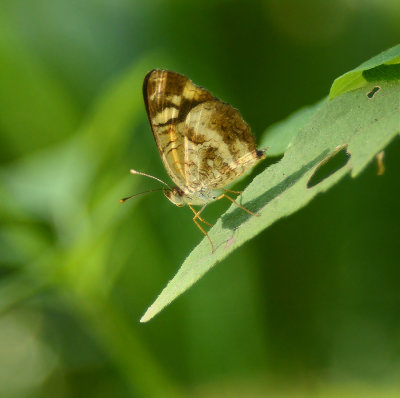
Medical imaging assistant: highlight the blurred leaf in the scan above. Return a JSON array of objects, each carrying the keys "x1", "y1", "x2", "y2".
[
  {"x1": 0, "y1": 14, "x2": 80, "y2": 160},
  {"x1": 329, "y1": 44, "x2": 400, "y2": 99},
  {"x1": 0, "y1": 311, "x2": 57, "y2": 396},
  {"x1": 192, "y1": 377, "x2": 400, "y2": 398},
  {"x1": 260, "y1": 99, "x2": 325, "y2": 157},
  {"x1": 0, "y1": 53, "x2": 184, "y2": 398},
  {"x1": 0, "y1": 53, "x2": 162, "y2": 306},
  {"x1": 82, "y1": 57, "x2": 157, "y2": 160},
  {"x1": 141, "y1": 60, "x2": 400, "y2": 322}
]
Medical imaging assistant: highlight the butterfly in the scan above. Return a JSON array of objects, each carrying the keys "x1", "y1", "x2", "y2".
[{"x1": 122, "y1": 69, "x2": 266, "y2": 253}]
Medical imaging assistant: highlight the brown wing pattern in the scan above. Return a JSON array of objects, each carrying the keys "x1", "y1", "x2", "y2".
[
  {"x1": 143, "y1": 69, "x2": 214, "y2": 189},
  {"x1": 182, "y1": 100, "x2": 262, "y2": 190},
  {"x1": 143, "y1": 69, "x2": 265, "y2": 193}
]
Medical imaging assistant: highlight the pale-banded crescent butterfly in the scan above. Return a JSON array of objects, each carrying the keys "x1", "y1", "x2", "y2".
[{"x1": 122, "y1": 70, "x2": 267, "y2": 252}]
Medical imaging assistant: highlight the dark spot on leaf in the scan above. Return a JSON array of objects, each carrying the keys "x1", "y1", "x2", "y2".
[
  {"x1": 307, "y1": 145, "x2": 350, "y2": 188},
  {"x1": 376, "y1": 151, "x2": 385, "y2": 176},
  {"x1": 225, "y1": 236, "x2": 235, "y2": 249},
  {"x1": 367, "y1": 86, "x2": 381, "y2": 99}
]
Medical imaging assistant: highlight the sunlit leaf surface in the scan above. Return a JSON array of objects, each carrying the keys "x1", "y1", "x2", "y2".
[{"x1": 142, "y1": 49, "x2": 400, "y2": 321}]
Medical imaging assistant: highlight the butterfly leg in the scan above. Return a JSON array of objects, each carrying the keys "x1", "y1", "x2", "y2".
[
  {"x1": 216, "y1": 194, "x2": 260, "y2": 217},
  {"x1": 188, "y1": 204, "x2": 215, "y2": 253},
  {"x1": 188, "y1": 204, "x2": 213, "y2": 227},
  {"x1": 223, "y1": 188, "x2": 243, "y2": 195}
]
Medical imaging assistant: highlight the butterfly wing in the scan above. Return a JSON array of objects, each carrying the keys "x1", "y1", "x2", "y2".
[
  {"x1": 182, "y1": 99, "x2": 264, "y2": 190},
  {"x1": 143, "y1": 70, "x2": 264, "y2": 193},
  {"x1": 143, "y1": 69, "x2": 214, "y2": 190}
]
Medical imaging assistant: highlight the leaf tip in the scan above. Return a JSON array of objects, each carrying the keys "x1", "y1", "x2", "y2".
[
  {"x1": 140, "y1": 300, "x2": 164, "y2": 323},
  {"x1": 139, "y1": 309, "x2": 153, "y2": 323}
]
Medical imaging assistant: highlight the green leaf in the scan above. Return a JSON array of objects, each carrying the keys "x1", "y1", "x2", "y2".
[
  {"x1": 260, "y1": 45, "x2": 400, "y2": 159},
  {"x1": 141, "y1": 74, "x2": 400, "y2": 322},
  {"x1": 0, "y1": 15, "x2": 80, "y2": 158},
  {"x1": 329, "y1": 44, "x2": 400, "y2": 99},
  {"x1": 260, "y1": 99, "x2": 325, "y2": 157}
]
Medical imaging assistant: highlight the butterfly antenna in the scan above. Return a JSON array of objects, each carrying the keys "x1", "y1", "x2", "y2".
[
  {"x1": 120, "y1": 188, "x2": 164, "y2": 203},
  {"x1": 130, "y1": 169, "x2": 171, "y2": 188}
]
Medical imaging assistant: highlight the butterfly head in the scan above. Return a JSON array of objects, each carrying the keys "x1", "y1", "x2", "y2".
[{"x1": 163, "y1": 187, "x2": 186, "y2": 207}]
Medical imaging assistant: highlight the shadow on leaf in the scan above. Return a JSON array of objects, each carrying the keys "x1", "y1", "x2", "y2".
[{"x1": 221, "y1": 150, "x2": 329, "y2": 230}]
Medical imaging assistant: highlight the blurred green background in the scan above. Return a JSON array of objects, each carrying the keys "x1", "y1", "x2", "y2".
[{"x1": 1, "y1": 0, "x2": 400, "y2": 397}]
